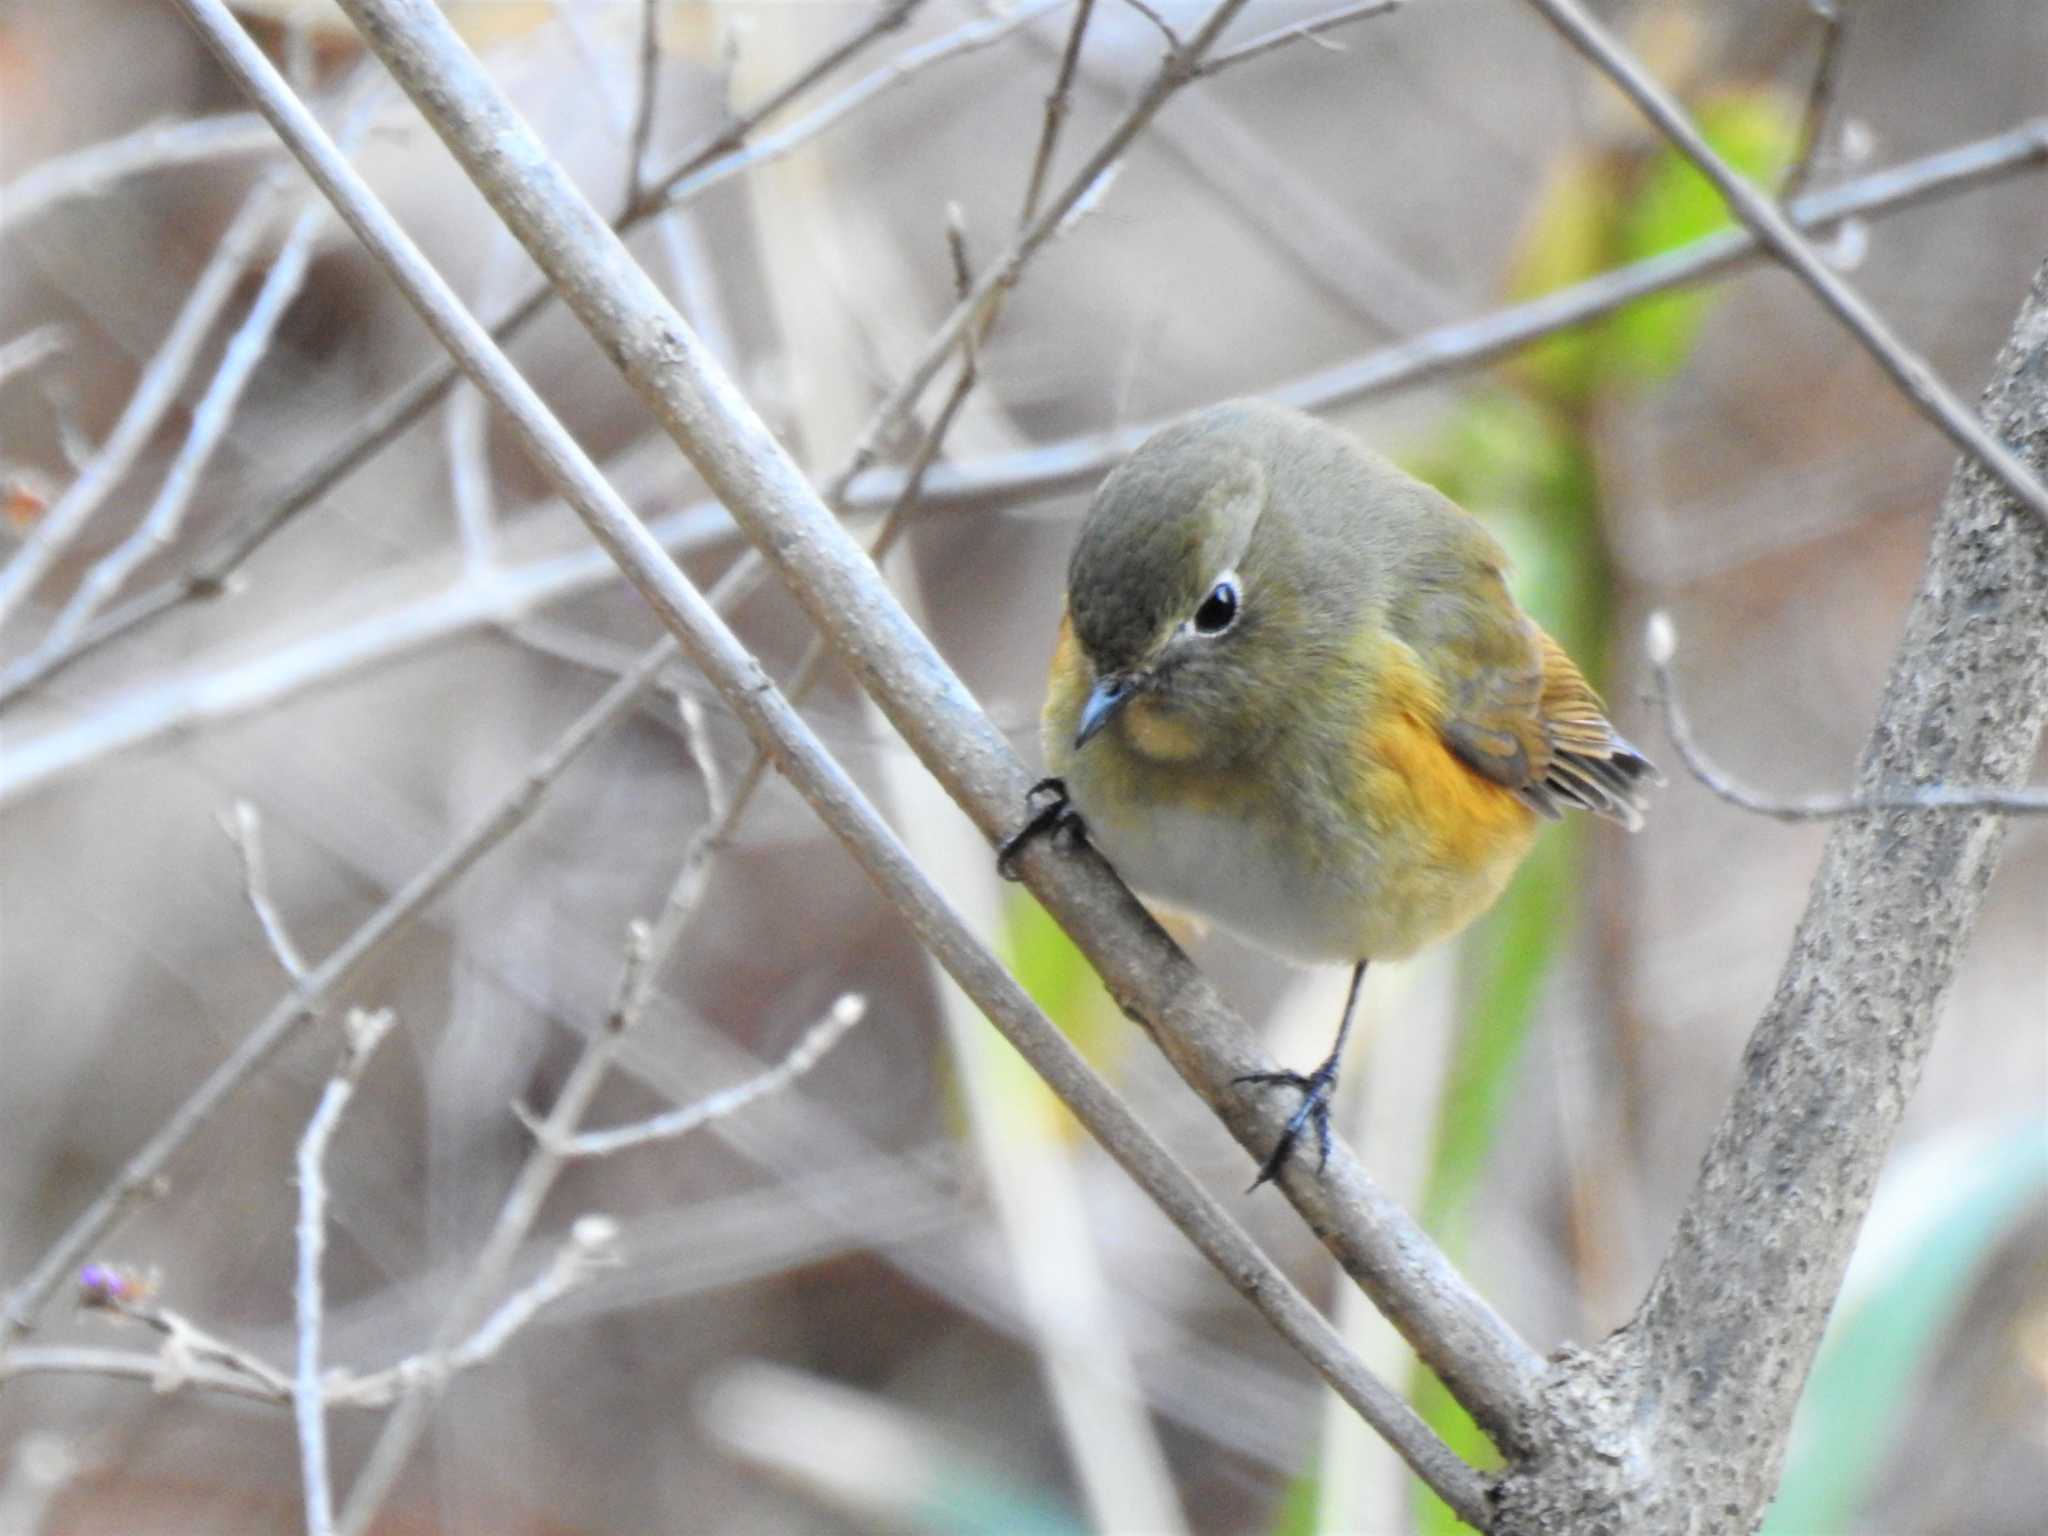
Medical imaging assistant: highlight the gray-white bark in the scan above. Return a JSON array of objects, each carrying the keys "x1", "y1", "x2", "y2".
[{"x1": 1494, "y1": 258, "x2": 2048, "y2": 1532}]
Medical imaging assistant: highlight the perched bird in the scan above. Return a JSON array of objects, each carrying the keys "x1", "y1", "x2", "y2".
[{"x1": 1000, "y1": 400, "x2": 1656, "y2": 1188}]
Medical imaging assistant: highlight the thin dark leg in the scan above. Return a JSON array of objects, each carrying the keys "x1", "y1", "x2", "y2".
[
  {"x1": 1235, "y1": 959, "x2": 1369, "y2": 1190},
  {"x1": 996, "y1": 776, "x2": 1086, "y2": 880}
]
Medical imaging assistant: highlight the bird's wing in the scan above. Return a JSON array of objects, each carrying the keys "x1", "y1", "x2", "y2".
[
  {"x1": 1436, "y1": 615, "x2": 1659, "y2": 830},
  {"x1": 1388, "y1": 523, "x2": 1657, "y2": 832}
]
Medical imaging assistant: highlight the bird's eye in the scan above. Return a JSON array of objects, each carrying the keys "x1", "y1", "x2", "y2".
[{"x1": 1192, "y1": 576, "x2": 1240, "y2": 635}]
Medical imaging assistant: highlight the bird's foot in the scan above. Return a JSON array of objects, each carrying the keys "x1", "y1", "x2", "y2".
[
  {"x1": 1234, "y1": 1060, "x2": 1340, "y2": 1190},
  {"x1": 996, "y1": 777, "x2": 1086, "y2": 880}
]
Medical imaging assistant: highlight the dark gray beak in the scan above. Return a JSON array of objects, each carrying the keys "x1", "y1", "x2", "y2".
[{"x1": 1075, "y1": 674, "x2": 1135, "y2": 750}]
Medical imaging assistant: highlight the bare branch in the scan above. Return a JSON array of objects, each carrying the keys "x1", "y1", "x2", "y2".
[
  {"x1": 1781, "y1": 0, "x2": 1851, "y2": 200},
  {"x1": 5, "y1": 119, "x2": 2035, "y2": 789},
  {"x1": 444, "y1": 386, "x2": 497, "y2": 575},
  {"x1": 0, "y1": 1344, "x2": 295, "y2": 1406},
  {"x1": 8, "y1": 1222, "x2": 620, "y2": 1415},
  {"x1": 1644, "y1": 612, "x2": 2048, "y2": 819},
  {"x1": 183, "y1": 0, "x2": 1494, "y2": 1515},
  {"x1": 0, "y1": 0, "x2": 980, "y2": 698},
  {"x1": 9, "y1": 121, "x2": 350, "y2": 678},
  {"x1": 1523, "y1": 0, "x2": 2048, "y2": 528},
  {"x1": 832, "y1": 0, "x2": 1261, "y2": 494},
  {"x1": 646, "y1": 0, "x2": 1065, "y2": 211},
  {"x1": 1114, "y1": 0, "x2": 1181, "y2": 53},
  {"x1": 326, "y1": 546, "x2": 776, "y2": 1526},
  {"x1": 0, "y1": 112, "x2": 275, "y2": 235},
  {"x1": 0, "y1": 638, "x2": 678, "y2": 1342},
  {"x1": 0, "y1": 326, "x2": 69, "y2": 389},
  {"x1": 1018, "y1": 0, "x2": 1097, "y2": 229},
  {"x1": 1500, "y1": 258, "x2": 2048, "y2": 1533},
  {"x1": 430, "y1": 1216, "x2": 622, "y2": 1376},
  {"x1": 629, "y1": 0, "x2": 926, "y2": 220},
  {"x1": 77, "y1": 1267, "x2": 293, "y2": 1397},
  {"x1": 623, "y1": 0, "x2": 662, "y2": 206},
  {"x1": 220, "y1": 800, "x2": 311, "y2": 984},
  {"x1": 1195, "y1": 0, "x2": 1403, "y2": 78},
  {"x1": 294, "y1": 1007, "x2": 397, "y2": 1536},
  {"x1": 0, "y1": 170, "x2": 290, "y2": 631},
  {"x1": 534, "y1": 995, "x2": 869, "y2": 1159},
  {"x1": 332, "y1": 973, "x2": 634, "y2": 1534}
]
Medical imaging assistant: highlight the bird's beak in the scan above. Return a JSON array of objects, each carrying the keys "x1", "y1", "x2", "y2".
[{"x1": 1075, "y1": 673, "x2": 1136, "y2": 750}]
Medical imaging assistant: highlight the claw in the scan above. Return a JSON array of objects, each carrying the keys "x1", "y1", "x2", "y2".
[
  {"x1": 996, "y1": 776, "x2": 1086, "y2": 880},
  {"x1": 1234, "y1": 1065, "x2": 1339, "y2": 1190}
]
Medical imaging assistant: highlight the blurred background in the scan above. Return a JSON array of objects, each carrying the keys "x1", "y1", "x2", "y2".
[{"x1": 1, "y1": 1, "x2": 2043, "y2": 1532}]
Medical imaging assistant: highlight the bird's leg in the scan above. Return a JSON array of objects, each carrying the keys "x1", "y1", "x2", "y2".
[
  {"x1": 995, "y1": 777, "x2": 1088, "y2": 881},
  {"x1": 1235, "y1": 959, "x2": 1369, "y2": 1190}
]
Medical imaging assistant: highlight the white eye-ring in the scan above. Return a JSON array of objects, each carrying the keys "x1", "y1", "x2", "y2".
[{"x1": 1192, "y1": 571, "x2": 1241, "y2": 636}]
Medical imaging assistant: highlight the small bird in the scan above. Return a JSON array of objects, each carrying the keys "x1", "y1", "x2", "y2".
[{"x1": 1000, "y1": 400, "x2": 1656, "y2": 1188}]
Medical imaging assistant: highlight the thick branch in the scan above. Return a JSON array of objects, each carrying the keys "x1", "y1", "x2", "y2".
[
  {"x1": 1497, "y1": 261, "x2": 2048, "y2": 1532},
  {"x1": 175, "y1": 1, "x2": 1492, "y2": 1515},
  {"x1": 299, "y1": 0, "x2": 1543, "y2": 1452},
  {"x1": 8, "y1": 120, "x2": 2035, "y2": 731}
]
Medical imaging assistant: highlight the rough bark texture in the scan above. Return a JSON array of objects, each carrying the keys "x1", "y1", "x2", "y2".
[{"x1": 1494, "y1": 259, "x2": 2048, "y2": 1532}]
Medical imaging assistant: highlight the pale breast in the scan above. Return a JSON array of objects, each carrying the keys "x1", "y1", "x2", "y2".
[
  {"x1": 1066, "y1": 761, "x2": 1373, "y2": 963},
  {"x1": 1064, "y1": 743, "x2": 1532, "y2": 965}
]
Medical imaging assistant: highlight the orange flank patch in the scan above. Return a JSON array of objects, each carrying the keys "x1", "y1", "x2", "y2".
[{"x1": 1353, "y1": 648, "x2": 1539, "y2": 910}]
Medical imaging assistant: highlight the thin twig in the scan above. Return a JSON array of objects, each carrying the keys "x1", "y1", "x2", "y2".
[
  {"x1": 433, "y1": 1216, "x2": 622, "y2": 1373},
  {"x1": 294, "y1": 1007, "x2": 397, "y2": 1536},
  {"x1": 1523, "y1": 0, "x2": 2048, "y2": 528},
  {"x1": 190, "y1": 0, "x2": 1494, "y2": 1516},
  {"x1": 533, "y1": 995, "x2": 868, "y2": 1158},
  {"x1": 832, "y1": 0, "x2": 1261, "y2": 497},
  {"x1": 647, "y1": 0, "x2": 1063, "y2": 210},
  {"x1": 624, "y1": 0, "x2": 663, "y2": 205},
  {"x1": 221, "y1": 800, "x2": 311, "y2": 984},
  {"x1": 0, "y1": 1344, "x2": 296, "y2": 1405},
  {"x1": 331, "y1": 962, "x2": 635, "y2": 1534},
  {"x1": 0, "y1": 326, "x2": 69, "y2": 389},
  {"x1": 8, "y1": 82, "x2": 366, "y2": 676},
  {"x1": 1781, "y1": 0, "x2": 1849, "y2": 200},
  {"x1": 1018, "y1": 0, "x2": 1097, "y2": 228},
  {"x1": 444, "y1": 384, "x2": 497, "y2": 575},
  {"x1": 0, "y1": 0, "x2": 949, "y2": 696},
  {"x1": 36, "y1": 191, "x2": 331, "y2": 653},
  {"x1": 0, "y1": 638, "x2": 678, "y2": 1342},
  {"x1": 328, "y1": 552, "x2": 764, "y2": 1531},
  {"x1": 1195, "y1": 0, "x2": 1403, "y2": 77},
  {"x1": 0, "y1": 112, "x2": 276, "y2": 235},
  {"x1": 629, "y1": 0, "x2": 927, "y2": 219},
  {"x1": 6, "y1": 121, "x2": 2040, "y2": 776},
  {"x1": 445, "y1": 231, "x2": 523, "y2": 576},
  {"x1": 79, "y1": 1279, "x2": 293, "y2": 1397},
  {"x1": 1115, "y1": 0, "x2": 1181, "y2": 53},
  {"x1": 1645, "y1": 612, "x2": 2048, "y2": 819},
  {"x1": 8, "y1": 1224, "x2": 620, "y2": 1413},
  {"x1": 0, "y1": 170, "x2": 291, "y2": 631}
]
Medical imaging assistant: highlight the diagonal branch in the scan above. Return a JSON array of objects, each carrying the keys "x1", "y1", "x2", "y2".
[
  {"x1": 289, "y1": 0, "x2": 1549, "y2": 1455},
  {"x1": 0, "y1": 0, "x2": 1008, "y2": 702},
  {"x1": 172, "y1": 0, "x2": 1495, "y2": 1516},
  {"x1": 1779, "y1": 0, "x2": 1850, "y2": 200},
  {"x1": 0, "y1": 639, "x2": 679, "y2": 1343},
  {"x1": 7, "y1": 118, "x2": 2035, "y2": 734},
  {"x1": 0, "y1": 170, "x2": 291, "y2": 631},
  {"x1": 1498, "y1": 259, "x2": 2048, "y2": 1532},
  {"x1": 1522, "y1": 0, "x2": 2048, "y2": 528}
]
